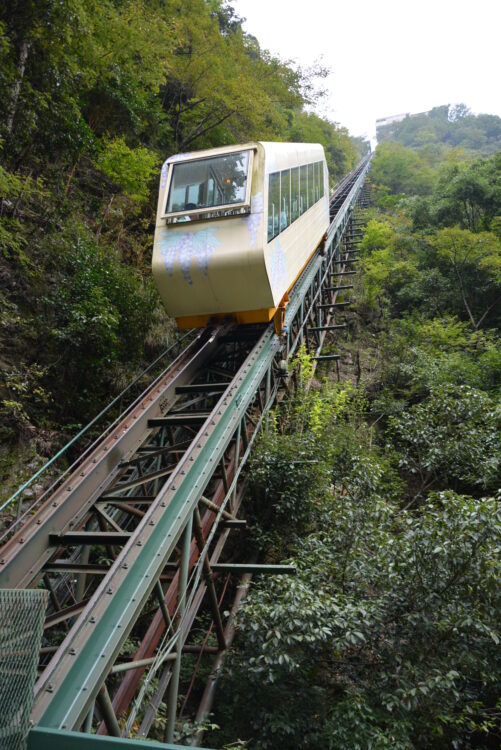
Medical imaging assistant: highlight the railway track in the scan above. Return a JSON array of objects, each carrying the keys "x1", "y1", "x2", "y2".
[{"x1": 1, "y1": 155, "x2": 372, "y2": 750}]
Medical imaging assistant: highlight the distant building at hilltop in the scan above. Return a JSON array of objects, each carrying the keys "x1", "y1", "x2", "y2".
[
  {"x1": 376, "y1": 113, "x2": 408, "y2": 129},
  {"x1": 376, "y1": 110, "x2": 432, "y2": 141}
]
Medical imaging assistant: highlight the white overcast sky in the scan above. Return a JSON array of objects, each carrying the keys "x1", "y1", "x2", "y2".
[{"x1": 231, "y1": 0, "x2": 501, "y2": 143}]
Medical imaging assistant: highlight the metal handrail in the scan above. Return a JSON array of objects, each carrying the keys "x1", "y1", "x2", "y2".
[{"x1": 0, "y1": 330, "x2": 195, "y2": 519}]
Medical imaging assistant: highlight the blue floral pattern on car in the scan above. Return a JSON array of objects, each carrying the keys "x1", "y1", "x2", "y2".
[{"x1": 158, "y1": 227, "x2": 221, "y2": 285}]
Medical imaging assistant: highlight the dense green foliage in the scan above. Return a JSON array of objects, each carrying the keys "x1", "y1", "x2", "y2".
[
  {"x1": 370, "y1": 142, "x2": 435, "y2": 197},
  {"x1": 208, "y1": 123, "x2": 501, "y2": 748},
  {"x1": 0, "y1": 0, "x2": 365, "y2": 493},
  {"x1": 211, "y1": 375, "x2": 501, "y2": 749}
]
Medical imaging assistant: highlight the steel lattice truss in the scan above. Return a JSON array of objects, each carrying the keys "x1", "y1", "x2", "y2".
[{"x1": 0, "y1": 157, "x2": 372, "y2": 749}]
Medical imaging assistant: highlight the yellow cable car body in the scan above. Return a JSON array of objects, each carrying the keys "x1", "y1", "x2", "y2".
[{"x1": 152, "y1": 141, "x2": 329, "y2": 330}]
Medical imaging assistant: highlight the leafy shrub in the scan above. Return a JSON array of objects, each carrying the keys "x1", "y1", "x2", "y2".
[
  {"x1": 248, "y1": 356, "x2": 366, "y2": 551},
  {"x1": 370, "y1": 142, "x2": 434, "y2": 197},
  {"x1": 249, "y1": 430, "x2": 329, "y2": 549},
  {"x1": 387, "y1": 384, "x2": 501, "y2": 493},
  {"x1": 0, "y1": 164, "x2": 44, "y2": 263},
  {"x1": 376, "y1": 317, "x2": 501, "y2": 403},
  {"x1": 219, "y1": 462, "x2": 501, "y2": 749},
  {"x1": 40, "y1": 229, "x2": 158, "y2": 420},
  {"x1": 95, "y1": 138, "x2": 159, "y2": 203}
]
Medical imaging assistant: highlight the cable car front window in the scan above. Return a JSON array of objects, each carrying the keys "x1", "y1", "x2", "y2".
[{"x1": 166, "y1": 151, "x2": 250, "y2": 214}]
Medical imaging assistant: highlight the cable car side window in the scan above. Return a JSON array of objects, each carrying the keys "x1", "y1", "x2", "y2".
[
  {"x1": 280, "y1": 169, "x2": 290, "y2": 231},
  {"x1": 268, "y1": 172, "x2": 280, "y2": 241},
  {"x1": 317, "y1": 161, "x2": 324, "y2": 198},
  {"x1": 291, "y1": 167, "x2": 299, "y2": 223},
  {"x1": 166, "y1": 150, "x2": 250, "y2": 214},
  {"x1": 308, "y1": 163, "x2": 314, "y2": 209},
  {"x1": 299, "y1": 165, "x2": 307, "y2": 215}
]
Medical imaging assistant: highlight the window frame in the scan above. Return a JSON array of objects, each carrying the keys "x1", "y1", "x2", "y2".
[
  {"x1": 266, "y1": 156, "x2": 326, "y2": 244},
  {"x1": 308, "y1": 163, "x2": 314, "y2": 209},
  {"x1": 290, "y1": 166, "x2": 300, "y2": 223},
  {"x1": 162, "y1": 147, "x2": 255, "y2": 220},
  {"x1": 299, "y1": 164, "x2": 308, "y2": 216},
  {"x1": 280, "y1": 169, "x2": 291, "y2": 232},
  {"x1": 318, "y1": 161, "x2": 324, "y2": 198},
  {"x1": 267, "y1": 171, "x2": 281, "y2": 242}
]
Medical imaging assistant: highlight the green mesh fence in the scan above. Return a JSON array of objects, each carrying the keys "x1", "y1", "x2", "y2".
[{"x1": 0, "y1": 589, "x2": 48, "y2": 750}]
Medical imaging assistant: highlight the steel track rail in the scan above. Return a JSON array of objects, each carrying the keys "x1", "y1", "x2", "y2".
[
  {"x1": 2, "y1": 155, "x2": 371, "y2": 747},
  {"x1": 0, "y1": 328, "x2": 227, "y2": 589},
  {"x1": 103, "y1": 156, "x2": 373, "y2": 734},
  {"x1": 33, "y1": 327, "x2": 282, "y2": 730}
]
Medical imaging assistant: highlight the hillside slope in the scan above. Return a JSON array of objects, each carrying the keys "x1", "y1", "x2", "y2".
[{"x1": 0, "y1": 0, "x2": 367, "y2": 502}]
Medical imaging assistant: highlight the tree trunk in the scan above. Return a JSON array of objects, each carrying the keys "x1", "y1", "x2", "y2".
[
  {"x1": 6, "y1": 38, "x2": 32, "y2": 135},
  {"x1": 452, "y1": 260, "x2": 477, "y2": 330}
]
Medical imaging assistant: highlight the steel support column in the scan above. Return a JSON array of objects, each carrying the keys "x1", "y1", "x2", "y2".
[{"x1": 165, "y1": 513, "x2": 193, "y2": 743}]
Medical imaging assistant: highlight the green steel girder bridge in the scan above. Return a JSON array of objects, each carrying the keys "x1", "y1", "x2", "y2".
[{"x1": 0, "y1": 156, "x2": 372, "y2": 750}]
